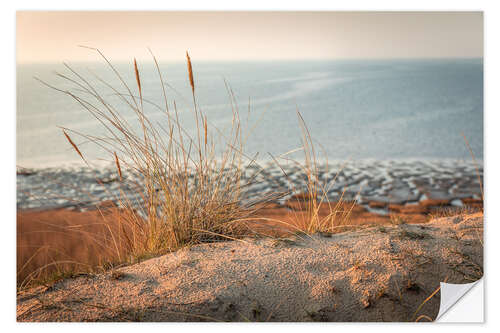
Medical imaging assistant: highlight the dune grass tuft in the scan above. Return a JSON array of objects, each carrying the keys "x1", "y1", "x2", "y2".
[
  {"x1": 20, "y1": 49, "x2": 350, "y2": 288},
  {"x1": 33, "y1": 48, "x2": 289, "y2": 264}
]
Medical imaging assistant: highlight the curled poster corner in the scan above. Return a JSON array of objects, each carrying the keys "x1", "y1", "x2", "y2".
[{"x1": 436, "y1": 278, "x2": 483, "y2": 322}]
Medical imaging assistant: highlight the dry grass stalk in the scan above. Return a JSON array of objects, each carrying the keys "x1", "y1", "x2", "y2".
[
  {"x1": 204, "y1": 115, "x2": 208, "y2": 147},
  {"x1": 412, "y1": 284, "x2": 442, "y2": 321},
  {"x1": 266, "y1": 111, "x2": 350, "y2": 235},
  {"x1": 114, "y1": 151, "x2": 122, "y2": 181},
  {"x1": 462, "y1": 132, "x2": 483, "y2": 201},
  {"x1": 186, "y1": 51, "x2": 195, "y2": 94},
  {"x1": 62, "y1": 130, "x2": 84, "y2": 160},
  {"x1": 133, "y1": 58, "x2": 142, "y2": 106},
  {"x1": 33, "y1": 48, "x2": 285, "y2": 269},
  {"x1": 24, "y1": 49, "x2": 346, "y2": 288}
]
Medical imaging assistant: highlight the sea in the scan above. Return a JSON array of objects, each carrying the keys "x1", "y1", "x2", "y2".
[{"x1": 17, "y1": 58, "x2": 483, "y2": 168}]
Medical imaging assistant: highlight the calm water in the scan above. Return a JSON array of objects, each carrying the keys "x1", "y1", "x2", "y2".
[{"x1": 17, "y1": 59, "x2": 483, "y2": 168}]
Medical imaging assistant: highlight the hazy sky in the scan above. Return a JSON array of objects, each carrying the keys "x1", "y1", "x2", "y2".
[{"x1": 17, "y1": 11, "x2": 483, "y2": 63}]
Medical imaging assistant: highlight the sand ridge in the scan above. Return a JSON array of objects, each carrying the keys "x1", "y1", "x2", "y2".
[{"x1": 17, "y1": 213, "x2": 483, "y2": 322}]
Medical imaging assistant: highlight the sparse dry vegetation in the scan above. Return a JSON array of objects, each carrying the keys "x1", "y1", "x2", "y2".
[
  {"x1": 18, "y1": 49, "x2": 484, "y2": 298},
  {"x1": 19, "y1": 49, "x2": 351, "y2": 288},
  {"x1": 16, "y1": 50, "x2": 484, "y2": 323}
]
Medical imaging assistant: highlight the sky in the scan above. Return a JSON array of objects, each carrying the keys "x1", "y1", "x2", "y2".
[{"x1": 17, "y1": 11, "x2": 483, "y2": 63}]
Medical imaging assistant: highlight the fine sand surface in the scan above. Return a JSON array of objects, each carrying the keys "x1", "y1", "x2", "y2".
[
  {"x1": 17, "y1": 213, "x2": 483, "y2": 322},
  {"x1": 17, "y1": 197, "x2": 483, "y2": 284}
]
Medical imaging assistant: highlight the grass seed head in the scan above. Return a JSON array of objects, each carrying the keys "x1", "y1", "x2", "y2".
[{"x1": 186, "y1": 51, "x2": 195, "y2": 94}]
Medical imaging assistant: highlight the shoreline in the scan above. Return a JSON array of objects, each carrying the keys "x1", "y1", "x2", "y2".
[
  {"x1": 17, "y1": 159, "x2": 483, "y2": 212},
  {"x1": 17, "y1": 156, "x2": 484, "y2": 171}
]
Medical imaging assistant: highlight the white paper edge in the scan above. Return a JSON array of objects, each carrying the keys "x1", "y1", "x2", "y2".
[{"x1": 436, "y1": 278, "x2": 483, "y2": 322}]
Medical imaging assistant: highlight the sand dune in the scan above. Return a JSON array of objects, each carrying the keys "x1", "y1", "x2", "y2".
[{"x1": 17, "y1": 213, "x2": 483, "y2": 322}]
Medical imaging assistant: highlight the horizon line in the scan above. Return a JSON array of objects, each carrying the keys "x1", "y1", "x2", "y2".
[{"x1": 17, "y1": 56, "x2": 484, "y2": 65}]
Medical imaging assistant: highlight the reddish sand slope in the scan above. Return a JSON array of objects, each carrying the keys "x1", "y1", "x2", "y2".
[{"x1": 17, "y1": 197, "x2": 482, "y2": 286}]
